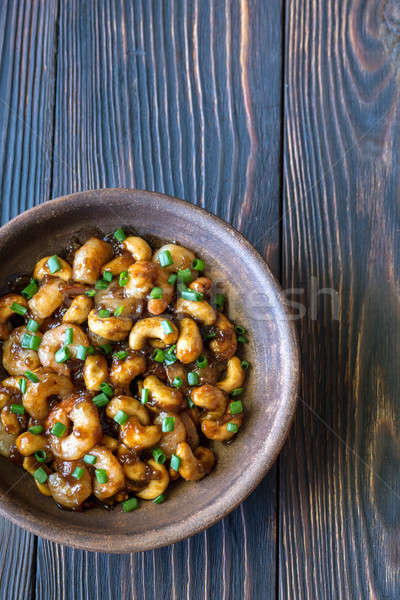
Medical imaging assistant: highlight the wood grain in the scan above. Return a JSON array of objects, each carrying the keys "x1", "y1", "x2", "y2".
[
  {"x1": 0, "y1": 1, "x2": 58, "y2": 598},
  {"x1": 35, "y1": 0, "x2": 283, "y2": 599},
  {"x1": 281, "y1": 0, "x2": 400, "y2": 598}
]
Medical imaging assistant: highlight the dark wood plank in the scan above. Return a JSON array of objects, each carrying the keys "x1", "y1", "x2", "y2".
[
  {"x1": 36, "y1": 0, "x2": 283, "y2": 598},
  {"x1": 0, "y1": 1, "x2": 58, "y2": 598},
  {"x1": 281, "y1": 0, "x2": 400, "y2": 598}
]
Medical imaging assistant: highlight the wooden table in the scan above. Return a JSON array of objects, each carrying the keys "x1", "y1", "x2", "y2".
[{"x1": 0, "y1": 1, "x2": 398, "y2": 598}]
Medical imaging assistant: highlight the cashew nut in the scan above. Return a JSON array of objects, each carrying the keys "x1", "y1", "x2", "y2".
[
  {"x1": 62, "y1": 295, "x2": 93, "y2": 324},
  {"x1": 23, "y1": 368, "x2": 74, "y2": 419},
  {"x1": 0, "y1": 420, "x2": 17, "y2": 457},
  {"x1": 201, "y1": 414, "x2": 243, "y2": 441},
  {"x1": 38, "y1": 323, "x2": 89, "y2": 376},
  {"x1": 110, "y1": 350, "x2": 146, "y2": 387},
  {"x1": 23, "y1": 456, "x2": 51, "y2": 496},
  {"x1": 16, "y1": 431, "x2": 47, "y2": 456},
  {"x1": 175, "y1": 442, "x2": 215, "y2": 481},
  {"x1": 88, "y1": 308, "x2": 132, "y2": 341},
  {"x1": 120, "y1": 417, "x2": 161, "y2": 450},
  {"x1": 101, "y1": 254, "x2": 134, "y2": 276},
  {"x1": 83, "y1": 354, "x2": 108, "y2": 391},
  {"x1": 136, "y1": 458, "x2": 169, "y2": 500},
  {"x1": 48, "y1": 462, "x2": 92, "y2": 508},
  {"x1": 101, "y1": 434, "x2": 119, "y2": 451},
  {"x1": 1, "y1": 407, "x2": 22, "y2": 435},
  {"x1": 176, "y1": 317, "x2": 203, "y2": 364},
  {"x1": 143, "y1": 375, "x2": 184, "y2": 411},
  {"x1": 33, "y1": 256, "x2": 72, "y2": 282},
  {"x1": 106, "y1": 395, "x2": 150, "y2": 425},
  {"x1": 0, "y1": 294, "x2": 28, "y2": 340},
  {"x1": 191, "y1": 384, "x2": 228, "y2": 420},
  {"x1": 175, "y1": 297, "x2": 216, "y2": 326},
  {"x1": 2, "y1": 326, "x2": 41, "y2": 375},
  {"x1": 89, "y1": 445, "x2": 126, "y2": 501},
  {"x1": 209, "y1": 313, "x2": 237, "y2": 360},
  {"x1": 153, "y1": 244, "x2": 195, "y2": 273},
  {"x1": 123, "y1": 236, "x2": 152, "y2": 261},
  {"x1": 189, "y1": 277, "x2": 212, "y2": 295},
  {"x1": 28, "y1": 278, "x2": 66, "y2": 319},
  {"x1": 216, "y1": 356, "x2": 246, "y2": 393},
  {"x1": 72, "y1": 237, "x2": 113, "y2": 285},
  {"x1": 118, "y1": 450, "x2": 147, "y2": 488},
  {"x1": 129, "y1": 317, "x2": 178, "y2": 350}
]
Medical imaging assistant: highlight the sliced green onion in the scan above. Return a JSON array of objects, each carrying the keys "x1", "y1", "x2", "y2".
[
  {"x1": 192, "y1": 258, "x2": 205, "y2": 271},
  {"x1": 152, "y1": 349, "x2": 165, "y2": 363},
  {"x1": 10, "y1": 404, "x2": 24, "y2": 415},
  {"x1": 76, "y1": 345, "x2": 88, "y2": 360},
  {"x1": 84, "y1": 454, "x2": 97, "y2": 465},
  {"x1": 123, "y1": 497, "x2": 139, "y2": 512},
  {"x1": 19, "y1": 378, "x2": 27, "y2": 394},
  {"x1": 34, "y1": 467, "x2": 48, "y2": 484},
  {"x1": 114, "y1": 410, "x2": 129, "y2": 426},
  {"x1": 26, "y1": 319, "x2": 39, "y2": 332},
  {"x1": 241, "y1": 360, "x2": 250, "y2": 370},
  {"x1": 172, "y1": 377, "x2": 183, "y2": 388},
  {"x1": 229, "y1": 400, "x2": 243, "y2": 415},
  {"x1": 114, "y1": 305, "x2": 124, "y2": 317},
  {"x1": 95, "y1": 469, "x2": 108, "y2": 484},
  {"x1": 47, "y1": 255, "x2": 61, "y2": 274},
  {"x1": 21, "y1": 333, "x2": 41, "y2": 351},
  {"x1": 235, "y1": 325, "x2": 246, "y2": 335},
  {"x1": 196, "y1": 355, "x2": 208, "y2": 369},
  {"x1": 150, "y1": 287, "x2": 163, "y2": 299},
  {"x1": 28, "y1": 425, "x2": 43, "y2": 435},
  {"x1": 153, "y1": 494, "x2": 166, "y2": 504},
  {"x1": 72, "y1": 466, "x2": 84, "y2": 480},
  {"x1": 51, "y1": 422, "x2": 66, "y2": 437},
  {"x1": 187, "y1": 372, "x2": 199, "y2": 386},
  {"x1": 177, "y1": 268, "x2": 192, "y2": 283},
  {"x1": 231, "y1": 387, "x2": 244, "y2": 397},
  {"x1": 181, "y1": 289, "x2": 203, "y2": 302},
  {"x1": 227, "y1": 422, "x2": 239, "y2": 433},
  {"x1": 87, "y1": 345, "x2": 95, "y2": 355},
  {"x1": 55, "y1": 346, "x2": 70, "y2": 363},
  {"x1": 152, "y1": 447, "x2": 166, "y2": 464},
  {"x1": 204, "y1": 330, "x2": 216, "y2": 339},
  {"x1": 161, "y1": 319, "x2": 173, "y2": 334},
  {"x1": 113, "y1": 228, "x2": 126, "y2": 242},
  {"x1": 113, "y1": 350, "x2": 128, "y2": 360},
  {"x1": 162, "y1": 416, "x2": 175, "y2": 432},
  {"x1": 158, "y1": 250, "x2": 173, "y2": 267},
  {"x1": 141, "y1": 388, "x2": 149, "y2": 404},
  {"x1": 98, "y1": 309, "x2": 111, "y2": 319},
  {"x1": 100, "y1": 343, "x2": 112, "y2": 355},
  {"x1": 85, "y1": 289, "x2": 96, "y2": 297},
  {"x1": 92, "y1": 392, "x2": 110, "y2": 407},
  {"x1": 95, "y1": 280, "x2": 108, "y2": 290},
  {"x1": 168, "y1": 274, "x2": 177, "y2": 285},
  {"x1": 24, "y1": 371, "x2": 39, "y2": 383},
  {"x1": 103, "y1": 270, "x2": 113, "y2": 282},
  {"x1": 64, "y1": 327, "x2": 73, "y2": 345},
  {"x1": 100, "y1": 382, "x2": 114, "y2": 398},
  {"x1": 186, "y1": 396, "x2": 194, "y2": 409},
  {"x1": 214, "y1": 293, "x2": 225, "y2": 309},
  {"x1": 119, "y1": 271, "x2": 129, "y2": 286},
  {"x1": 11, "y1": 302, "x2": 27, "y2": 316},
  {"x1": 170, "y1": 454, "x2": 181, "y2": 471},
  {"x1": 34, "y1": 450, "x2": 47, "y2": 463},
  {"x1": 238, "y1": 335, "x2": 248, "y2": 344},
  {"x1": 21, "y1": 279, "x2": 38, "y2": 300}
]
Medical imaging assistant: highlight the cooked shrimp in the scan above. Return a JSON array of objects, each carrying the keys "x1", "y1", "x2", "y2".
[
  {"x1": 2, "y1": 326, "x2": 41, "y2": 375},
  {"x1": 38, "y1": 324, "x2": 89, "y2": 376},
  {"x1": 109, "y1": 350, "x2": 146, "y2": 388},
  {"x1": 33, "y1": 256, "x2": 72, "y2": 282},
  {"x1": 23, "y1": 367, "x2": 74, "y2": 419},
  {"x1": 87, "y1": 308, "x2": 132, "y2": 342},
  {"x1": 94, "y1": 280, "x2": 143, "y2": 318},
  {"x1": 0, "y1": 294, "x2": 28, "y2": 340},
  {"x1": 62, "y1": 295, "x2": 93, "y2": 324},
  {"x1": 48, "y1": 461, "x2": 92, "y2": 509},
  {"x1": 28, "y1": 278, "x2": 66, "y2": 319},
  {"x1": 88, "y1": 445, "x2": 125, "y2": 501}
]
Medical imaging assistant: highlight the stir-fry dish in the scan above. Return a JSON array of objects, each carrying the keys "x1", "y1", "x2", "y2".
[{"x1": 0, "y1": 229, "x2": 249, "y2": 512}]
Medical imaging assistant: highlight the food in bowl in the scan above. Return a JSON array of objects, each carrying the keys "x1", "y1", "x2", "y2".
[{"x1": 0, "y1": 228, "x2": 249, "y2": 512}]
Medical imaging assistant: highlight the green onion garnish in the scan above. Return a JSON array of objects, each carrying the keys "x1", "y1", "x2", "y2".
[
  {"x1": 76, "y1": 345, "x2": 88, "y2": 360},
  {"x1": 119, "y1": 271, "x2": 129, "y2": 286},
  {"x1": 161, "y1": 320, "x2": 173, "y2": 334},
  {"x1": 235, "y1": 325, "x2": 246, "y2": 335},
  {"x1": 11, "y1": 302, "x2": 27, "y2": 316},
  {"x1": 153, "y1": 494, "x2": 166, "y2": 504},
  {"x1": 186, "y1": 396, "x2": 194, "y2": 408},
  {"x1": 98, "y1": 309, "x2": 111, "y2": 319},
  {"x1": 87, "y1": 346, "x2": 95, "y2": 355},
  {"x1": 181, "y1": 289, "x2": 203, "y2": 302},
  {"x1": 204, "y1": 330, "x2": 216, "y2": 339},
  {"x1": 55, "y1": 346, "x2": 70, "y2": 363},
  {"x1": 196, "y1": 355, "x2": 208, "y2": 369},
  {"x1": 170, "y1": 454, "x2": 181, "y2": 471},
  {"x1": 10, "y1": 404, "x2": 24, "y2": 415},
  {"x1": 72, "y1": 466, "x2": 84, "y2": 480},
  {"x1": 172, "y1": 377, "x2": 183, "y2": 388},
  {"x1": 177, "y1": 269, "x2": 192, "y2": 283},
  {"x1": 168, "y1": 274, "x2": 177, "y2": 285},
  {"x1": 92, "y1": 392, "x2": 110, "y2": 407},
  {"x1": 229, "y1": 400, "x2": 243, "y2": 415},
  {"x1": 163, "y1": 344, "x2": 177, "y2": 366},
  {"x1": 187, "y1": 372, "x2": 199, "y2": 386},
  {"x1": 113, "y1": 228, "x2": 126, "y2": 242},
  {"x1": 113, "y1": 350, "x2": 128, "y2": 360},
  {"x1": 21, "y1": 333, "x2": 41, "y2": 351},
  {"x1": 84, "y1": 454, "x2": 97, "y2": 465},
  {"x1": 24, "y1": 371, "x2": 39, "y2": 383},
  {"x1": 103, "y1": 270, "x2": 113, "y2": 282},
  {"x1": 47, "y1": 255, "x2": 61, "y2": 274},
  {"x1": 241, "y1": 360, "x2": 250, "y2": 370},
  {"x1": 100, "y1": 343, "x2": 112, "y2": 355},
  {"x1": 152, "y1": 349, "x2": 165, "y2": 363},
  {"x1": 34, "y1": 450, "x2": 46, "y2": 463},
  {"x1": 21, "y1": 279, "x2": 38, "y2": 300},
  {"x1": 34, "y1": 467, "x2": 48, "y2": 484},
  {"x1": 141, "y1": 388, "x2": 149, "y2": 404},
  {"x1": 85, "y1": 289, "x2": 96, "y2": 297},
  {"x1": 114, "y1": 410, "x2": 129, "y2": 426},
  {"x1": 152, "y1": 447, "x2": 166, "y2": 464},
  {"x1": 227, "y1": 422, "x2": 239, "y2": 433},
  {"x1": 19, "y1": 378, "x2": 27, "y2": 394},
  {"x1": 51, "y1": 422, "x2": 66, "y2": 437},
  {"x1": 100, "y1": 382, "x2": 114, "y2": 398},
  {"x1": 214, "y1": 293, "x2": 225, "y2": 310},
  {"x1": 238, "y1": 335, "x2": 248, "y2": 343},
  {"x1": 95, "y1": 280, "x2": 108, "y2": 290},
  {"x1": 114, "y1": 305, "x2": 124, "y2": 317},
  {"x1": 162, "y1": 416, "x2": 175, "y2": 432},
  {"x1": 231, "y1": 388, "x2": 244, "y2": 397},
  {"x1": 26, "y1": 319, "x2": 39, "y2": 332},
  {"x1": 150, "y1": 287, "x2": 163, "y2": 299},
  {"x1": 158, "y1": 250, "x2": 173, "y2": 267},
  {"x1": 192, "y1": 258, "x2": 205, "y2": 271},
  {"x1": 95, "y1": 469, "x2": 108, "y2": 484},
  {"x1": 28, "y1": 425, "x2": 43, "y2": 435},
  {"x1": 64, "y1": 327, "x2": 73, "y2": 345},
  {"x1": 123, "y1": 497, "x2": 139, "y2": 512}
]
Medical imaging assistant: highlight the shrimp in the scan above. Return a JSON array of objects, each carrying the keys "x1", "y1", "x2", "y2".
[
  {"x1": 2, "y1": 326, "x2": 41, "y2": 375},
  {"x1": 88, "y1": 445, "x2": 125, "y2": 501},
  {"x1": 48, "y1": 460, "x2": 92, "y2": 509},
  {"x1": 23, "y1": 367, "x2": 74, "y2": 419},
  {"x1": 38, "y1": 323, "x2": 89, "y2": 376},
  {"x1": 0, "y1": 294, "x2": 28, "y2": 340}
]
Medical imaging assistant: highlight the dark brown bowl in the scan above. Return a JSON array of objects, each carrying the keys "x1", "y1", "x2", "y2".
[{"x1": 0, "y1": 189, "x2": 298, "y2": 552}]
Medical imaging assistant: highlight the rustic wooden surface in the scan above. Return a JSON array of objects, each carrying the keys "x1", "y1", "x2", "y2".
[{"x1": 0, "y1": 0, "x2": 398, "y2": 598}]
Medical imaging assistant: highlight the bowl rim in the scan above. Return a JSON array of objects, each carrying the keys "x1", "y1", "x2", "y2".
[{"x1": 0, "y1": 188, "x2": 299, "y2": 552}]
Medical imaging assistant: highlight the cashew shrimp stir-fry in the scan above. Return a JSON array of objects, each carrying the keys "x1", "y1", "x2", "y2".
[{"x1": 0, "y1": 229, "x2": 249, "y2": 512}]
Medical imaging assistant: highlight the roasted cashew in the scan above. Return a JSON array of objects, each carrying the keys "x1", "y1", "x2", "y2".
[
  {"x1": 110, "y1": 350, "x2": 146, "y2": 387},
  {"x1": 0, "y1": 376, "x2": 22, "y2": 408},
  {"x1": 209, "y1": 313, "x2": 237, "y2": 361},
  {"x1": 189, "y1": 277, "x2": 212, "y2": 295},
  {"x1": 2, "y1": 326, "x2": 41, "y2": 375},
  {"x1": 0, "y1": 421, "x2": 17, "y2": 457},
  {"x1": 0, "y1": 294, "x2": 28, "y2": 340},
  {"x1": 28, "y1": 278, "x2": 66, "y2": 319},
  {"x1": 191, "y1": 384, "x2": 228, "y2": 420},
  {"x1": 83, "y1": 354, "x2": 108, "y2": 391},
  {"x1": 123, "y1": 236, "x2": 152, "y2": 261},
  {"x1": 120, "y1": 417, "x2": 161, "y2": 450},
  {"x1": 16, "y1": 431, "x2": 47, "y2": 456},
  {"x1": 201, "y1": 414, "x2": 243, "y2": 441},
  {"x1": 23, "y1": 368, "x2": 74, "y2": 419},
  {"x1": 101, "y1": 434, "x2": 119, "y2": 451},
  {"x1": 38, "y1": 323, "x2": 89, "y2": 376},
  {"x1": 106, "y1": 395, "x2": 150, "y2": 425},
  {"x1": 217, "y1": 356, "x2": 246, "y2": 393},
  {"x1": 101, "y1": 254, "x2": 134, "y2": 276},
  {"x1": 154, "y1": 412, "x2": 187, "y2": 458},
  {"x1": 88, "y1": 308, "x2": 132, "y2": 342},
  {"x1": 129, "y1": 316, "x2": 178, "y2": 350},
  {"x1": 33, "y1": 256, "x2": 72, "y2": 281},
  {"x1": 176, "y1": 318, "x2": 203, "y2": 364},
  {"x1": 175, "y1": 442, "x2": 215, "y2": 481},
  {"x1": 62, "y1": 295, "x2": 93, "y2": 324},
  {"x1": 48, "y1": 461, "x2": 92, "y2": 508},
  {"x1": 89, "y1": 445, "x2": 126, "y2": 501},
  {"x1": 136, "y1": 458, "x2": 169, "y2": 500},
  {"x1": 1, "y1": 407, "x2": 22, "y2": 435},
  {"x1": 23, "y1": 456, "x2": 51, "y2": 496},
  {"x1": 153, "y1": 244, "x2": 195, "y2": 273},
  {"x1": 117, "y1": 449, "x2": 147, "y2": 488},
  {"x1": 143, "y1": 375, "x2": 184, "y2": 411},
  {"x1": 175, "y1": 297, "x2": 216, "y2": 326},
  {"x1": 47, "y1": 395, "x2": 102, "y2": 460},
  {"x1": 72, "y1": 237, "x2": 113, "y2": 285}
]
